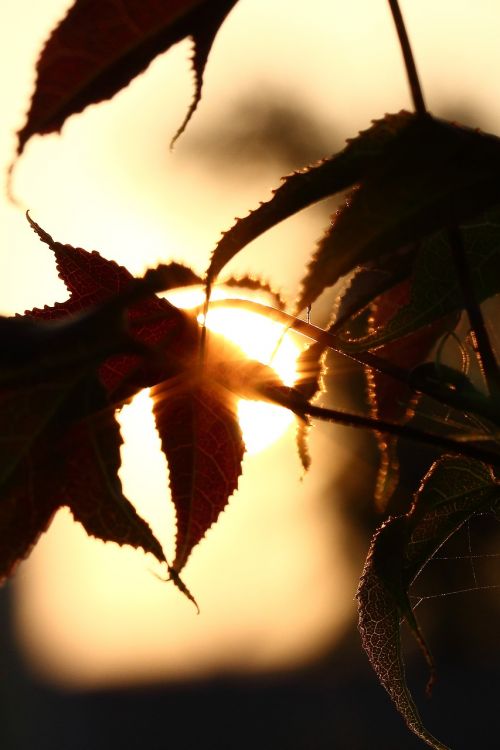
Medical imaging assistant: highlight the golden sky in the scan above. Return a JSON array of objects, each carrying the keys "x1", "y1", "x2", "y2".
[{"x1": 1, "y1": 0, "x2": 500, "y2": 687}]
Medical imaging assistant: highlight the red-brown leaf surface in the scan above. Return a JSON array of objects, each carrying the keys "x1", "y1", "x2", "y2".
[
  {"x1": 0, "y1": 370, "x2": 167, "y2": 582},
  {"x1": 17, "y1": 0, "x2": 238, "y2": 155},
  {"x1": 1, "y1": 215, "x2": 309, "y2": 584},
  {"x1": 152, "y1": 376, "x2": 244, "y2": 571},
  {"x1": 0, "y1": 436, "x2": 61, "y2": 580},
  {"x1": 366, "y1": 279, "x2": 451, "y2": 509},
  {"x1": 26, "y1": 214, "x2": 194, "y2": 398},
  {"x1": 20, "y1": 218, "x2": 251, "y2": 575},
  {"x1": 63, "y1": 402, "x2": 165, "y2": 560}
]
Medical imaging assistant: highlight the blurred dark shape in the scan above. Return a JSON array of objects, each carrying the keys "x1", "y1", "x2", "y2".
[
  {"x1": 433, "y1": 103, "x2": 490, "y2": 131},
  {"x1": 187, "y1": 90, "x2": 339, "y2": 173},
  {"x1": 1, "y1": 580, "x2": 499, "y2": 750}
]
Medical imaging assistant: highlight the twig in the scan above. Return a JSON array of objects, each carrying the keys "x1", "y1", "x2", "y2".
[
  {"x1": 207, "y1": 298, "x2": 500, "y2": 425},
  {"x1": 301, "y1": 402, "x2": 500, "y2": 468},
  {"x1": 387, "y1": 0, "x2": 427, "y2": 116}
]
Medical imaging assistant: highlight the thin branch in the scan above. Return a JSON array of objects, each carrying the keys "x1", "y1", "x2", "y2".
[
  {"x1": 447, "y1": 224, "x2": 500, "y2": 395},
  {"x1": 208, "y1": 298, "x2": 500, "y2": 426},
  {"x1": 301, "y1": 402, "x2": 500, "y2": 468},
  {"x1": 387, "y1": 0, "x2": 427, "y2": 116}
]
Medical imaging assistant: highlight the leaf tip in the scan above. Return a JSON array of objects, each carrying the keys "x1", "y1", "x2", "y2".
[
  {"x1": 168, "y1": 566, "x2": 200, "y2": 613},
  {"x1": 169, "y1": 40, "x2": 204, "y2": 149},
  {"x1": 26, "y1": 210, "x2": 55, "y2": 247}
]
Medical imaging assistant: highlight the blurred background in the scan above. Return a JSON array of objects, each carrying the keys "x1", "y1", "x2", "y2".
[{"x1": 0, "y1": 1, "x2": 499, "y2": 748}]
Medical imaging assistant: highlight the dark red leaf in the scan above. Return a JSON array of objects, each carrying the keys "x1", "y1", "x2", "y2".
[
  {"x1": 63, "y1": 403, "x2": 165, "y2": 561},
  {"x1": 365, "y1": 279, "x2": 452, "y2": 509},
  {"x1": 27, "y1": 214, "x2": 194, "y2": 397},
  {"x1": 17, "y1": 0, "x2": 238, "y2": 155},
  {"x1": 15, "y1": 218, "x2": 312, "y2": 586},
  {"x1": 152, "y1": 376, "x2": 244, "y2": 572},
  {"x1": 0, "y1": 372, "x2": 167, "y2": 582},
  {"x1": 23, "y1": 219, "x2": 275, "y2": 578},
  {"x1": 0, "y1": 445, "x2": 60, "y2": 581}
]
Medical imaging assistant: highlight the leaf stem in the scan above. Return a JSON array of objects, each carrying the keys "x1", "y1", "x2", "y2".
[
  {"x1": 447, "y1": 224, "x2": 500, "y2": 396},
  {"x1": 387, "y1": 0, "x2": 427, "y2": 116},
  {"x1": 207, "y1": 298, "x2": 500, "y2": 426},
  {"x1": 301, "y1": 402, "x2": 500, "y2": 468}
]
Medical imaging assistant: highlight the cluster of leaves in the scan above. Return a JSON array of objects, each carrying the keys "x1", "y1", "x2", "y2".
[{"x1": 6, "y1": 1, "x2": 500, "y2": 748}]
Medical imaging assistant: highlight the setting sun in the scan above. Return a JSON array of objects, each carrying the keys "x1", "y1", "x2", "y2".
[{"x1": 165, "y1": 286, "x2": 301, "y2": 453}]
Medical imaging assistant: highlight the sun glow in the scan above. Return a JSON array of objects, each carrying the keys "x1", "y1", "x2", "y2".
[{"x1": 165, "y1": 286, "x2": 301, "y2": 453}]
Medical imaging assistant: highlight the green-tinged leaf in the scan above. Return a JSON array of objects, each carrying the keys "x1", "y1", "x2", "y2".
[
  {"x1": 17, "y1": 0, "x2": 238, "y2": 156},
  {"x1": 329, "y1": 259, "x2": 413, "y2": 337},
  {"x1": 357, "y1": 456, "x2": 500, "y2": 750},
  {"x1": 207, "y1": 112, "x2": 415, "y2": 283},
  {"x1": 339, "y1": 207, "x2": 500, "y2": 351},
  {"x1": 297, "y1": 116, "x2": 500, "y2": 311},
  {"x1": 409, "y1": 362, "x2": 497, "y2": 426}
]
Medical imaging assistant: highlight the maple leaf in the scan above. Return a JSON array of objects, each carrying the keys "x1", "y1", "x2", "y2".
[
  {"x1": 22, "y1": 217, "x2": 305, "y2": 577},
  {"x1": 297, "y1": 116, "x2": 500, "y2": 311},
  {"x1": 206, "y1": 112, "x2": 500, "y2": 314},
  {"x1": 363, "y1": 279, "x2": 453, "y2": 510},
  {"x1": 357, "y1": 456, "x2": 500, "y2": 750},
  {"x1": 0, "y1": 319, "x2": 166, "y2": 582},
  {"x1": 208, "y1": 112, "x2": 415, "y2": 286},
  {"x1": 16, "y1": 0, "x2": 239, "y2": 157}
]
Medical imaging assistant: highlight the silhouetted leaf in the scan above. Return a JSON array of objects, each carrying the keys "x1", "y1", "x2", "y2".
[
  {"x1": 357, "y1": 456, "x2": 500, "y2": 750},
  {"x1": 298, "y1": 117, "x2": 500, "y2": 310},
  {"x1": 0, "y1": 368, "x2": 166, "y2": 581},
  {"x1": 222, "y1": 275, "x2": 286, "y2": 310},
  {"x1": 364, "y1": 280, "x2": 453, "y2": 510},
  {"x1": 17, "y1": 0, "x2": 238, "y2": 155},
  {"x1": 152, "y1": 376, "x2": 244, "y2": 571},
  {"x1": 0, "y1": 369, "x2": 86, "y2": 579},
  {"x1": 27, "y1": 213, "x2": 194, "y2": 397},
  {"x1": 64, "y1": 390, "x2": 166, "y2": 560},
  {"x1": 339, "y1": 208, "x2": 500, "y2": 351},
  {"x1": 207, "y1": 112, "x2": 415, "y2": 283},
  {"x1": 23, "y1": 218, "x2": 307, "y2": 578}
]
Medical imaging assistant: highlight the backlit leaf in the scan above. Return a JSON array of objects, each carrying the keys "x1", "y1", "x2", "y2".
[
  {"x1": 17, "y1": 0, "x2": 238, "y2": 156},
  {"x1": 152, "y1": 375, "x2": 244, "y2": 572},
  {"x1": 23, "y1": 218, "x2": 305, "y2": 579},
  {"x1": 0, "y1": 365, "x2": 167, "y2": 580},
  {"x1": 339, "y1": 207, "x2": 500, "y2": 352},
  {"x1": 207, "y1": 112, "x2": 414, "y2": 284},
  {"x1": 357, "y1": 457, "x2": 500, "y2": 750},
  {"x1": 0, "y1": 372, "x2": 83, "y2": 580},
  {"x1": 63, "y1": 389, "x2": 165, "y2": 561},
  {"x1": 298, "y1": 117, "x2": 500, "y2": 311},
  {"x1": 27, "y1": 214, "x2": 193, "y2": 397},
  {"x1": 364, "y1": 280, "x2": 453, "y2": 510}
]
